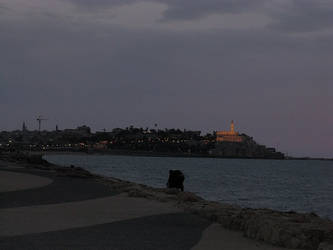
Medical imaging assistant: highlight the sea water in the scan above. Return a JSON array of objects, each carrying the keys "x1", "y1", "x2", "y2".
[{"x1": 44, "y1": 154, "x2": 333, "y2": 220}]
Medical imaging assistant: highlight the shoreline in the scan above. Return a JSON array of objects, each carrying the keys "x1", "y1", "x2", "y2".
[
  {"x1": 1, "y1": 154, "x2": 333, "y2": 249},
  {"x1": 21, "y1": 150, "x2": 333, "y2": 161}
]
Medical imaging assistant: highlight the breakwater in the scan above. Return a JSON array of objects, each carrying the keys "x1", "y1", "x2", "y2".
[{"x1": 2, "y1": 154, "x2": 333, "y2": 249}]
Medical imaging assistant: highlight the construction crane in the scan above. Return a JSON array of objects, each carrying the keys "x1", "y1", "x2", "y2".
[{"x1": 36, "y1": 115, "x2": 47, "y2": 132}]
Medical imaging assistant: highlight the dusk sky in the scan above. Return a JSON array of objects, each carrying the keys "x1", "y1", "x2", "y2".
[{"x1": 0, "y1": 0, "x2": 332, "y2": 157}]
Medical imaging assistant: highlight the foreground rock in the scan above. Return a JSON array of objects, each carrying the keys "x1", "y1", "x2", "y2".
[{"x1": 2, "y1": 154, "x2": 332, "y2": 250}]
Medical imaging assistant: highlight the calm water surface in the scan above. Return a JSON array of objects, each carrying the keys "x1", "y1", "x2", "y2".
[{"x1": 44, "y1": 154, "x2": 333, "y2": 219}]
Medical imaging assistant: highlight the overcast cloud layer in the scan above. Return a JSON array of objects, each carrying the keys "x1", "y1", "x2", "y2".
[{"x1": 0, "y1": 0, "x2": 332, "y2": 157}]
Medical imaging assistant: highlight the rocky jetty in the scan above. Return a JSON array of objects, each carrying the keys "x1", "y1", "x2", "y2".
[{"x1": 98, "y1": 179, "x2": 333, "y2": 249}]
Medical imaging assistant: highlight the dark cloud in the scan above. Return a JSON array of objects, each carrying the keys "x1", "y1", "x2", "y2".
[
  {"x1": 268, "y1": 0, "x2": 333, "y2": 33},
  {"x1": 65, "y1": 0, "x2": 333, "y2": 33},
  {"x1": 66, "y1": 0, "x2": 266, "y2": 23},
  {"x1": 158, "y1": 0, "x2": 333, "y2": 33},
  {"x1": 4, "y1": 0, "x2": 333, "y2": 33},
  {"x1": 0, "y1": 3, "x2": 10, "y2": 14},
  {"x1": 67, "y1": 0, "x2": 138, "y2": 10},
  {"x1": 157, "y1": 0, "x2": 264, "y2": 21}
]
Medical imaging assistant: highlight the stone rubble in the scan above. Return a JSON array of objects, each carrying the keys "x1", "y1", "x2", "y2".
[{"x1": 96, "y1": 174, "x2": 333, "y2": 250}]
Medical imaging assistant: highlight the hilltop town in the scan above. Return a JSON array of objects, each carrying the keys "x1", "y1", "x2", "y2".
[{"x1": 0, "y1": 121, "x2": 284, "y2": 159}]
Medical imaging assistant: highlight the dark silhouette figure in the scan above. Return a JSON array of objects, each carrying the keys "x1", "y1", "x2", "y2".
[{"x1": 167, "y1": 170, "x2": 185, "y2": 191}]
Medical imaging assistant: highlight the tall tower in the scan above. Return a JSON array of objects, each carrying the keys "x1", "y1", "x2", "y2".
[{"x1": 230, "y1": 120, "x2": 235, "y2": 133}]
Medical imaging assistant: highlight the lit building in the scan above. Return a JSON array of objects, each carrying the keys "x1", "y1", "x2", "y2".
[{"x1": 216, "y1": 121, "x2": 243, "y2": 143}]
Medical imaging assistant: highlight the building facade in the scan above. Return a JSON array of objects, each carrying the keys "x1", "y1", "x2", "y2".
[{"x1": 216, "y1": 121, "x2": 243, "y2": 143}]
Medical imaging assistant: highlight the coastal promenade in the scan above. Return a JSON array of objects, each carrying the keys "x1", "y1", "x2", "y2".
[{"x1": 0, "y1": 160, "x2": 295, "y2": 250}]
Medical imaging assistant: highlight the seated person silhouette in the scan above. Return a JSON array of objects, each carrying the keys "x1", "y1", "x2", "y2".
[{"x1": 167, "y1": 170, "x2": 185, "y2": 191}]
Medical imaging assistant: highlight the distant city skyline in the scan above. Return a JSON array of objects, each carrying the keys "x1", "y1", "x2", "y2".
[
  {"x1": 1, "y1": 0, "x2": 332, "y2": 158},
  {"x1": 0, "y1": 118, "x2": 326, "y2": 158}
]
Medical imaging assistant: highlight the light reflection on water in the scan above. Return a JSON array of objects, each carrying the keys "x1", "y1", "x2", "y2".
[{"x1": 44, "y1": 154, "x2": 333, "y2": 219}]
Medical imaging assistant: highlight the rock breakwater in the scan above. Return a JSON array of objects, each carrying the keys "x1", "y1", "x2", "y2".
[
  {"x1": 100, "y1": 177, "x2": 333, "y2": 249},
  {"x1": 2, "y1": 153, "x2": 333, "y2": 250}
]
